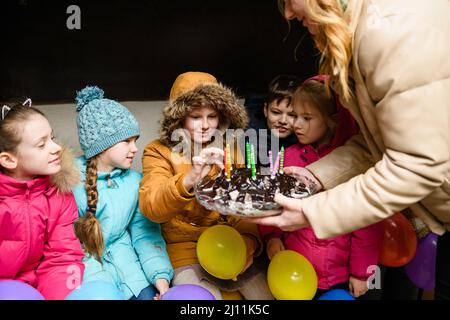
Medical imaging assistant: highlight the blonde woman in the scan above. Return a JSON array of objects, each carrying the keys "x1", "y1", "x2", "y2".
[{"x1": 252, "y1": 0, "x2": 450, "y2": 300}]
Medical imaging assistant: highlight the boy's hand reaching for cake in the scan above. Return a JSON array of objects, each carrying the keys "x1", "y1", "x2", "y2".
[
  {"x1": 199, "y1": 147, "x2": 224, "y2": 169},
  {"x1": 184, "y1": 147, "x2": 224, "y2": 190}
]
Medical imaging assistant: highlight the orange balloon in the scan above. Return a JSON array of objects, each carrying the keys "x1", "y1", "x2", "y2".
[{"x1": 379, "y1": 213, "x2": 417, "y2": 267}]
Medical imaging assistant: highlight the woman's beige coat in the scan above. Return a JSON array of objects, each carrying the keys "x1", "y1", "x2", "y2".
[{"x1": 303, "y1": 0, "x2": 450, "y2": 238}]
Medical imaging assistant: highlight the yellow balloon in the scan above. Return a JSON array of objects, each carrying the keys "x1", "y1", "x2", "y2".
[
  {"x1": 197, "y1": 225, "x2": 247, "y2": 280},
  {"x1": 267, "y1": 250, "x2": 318, "y2": 300}
]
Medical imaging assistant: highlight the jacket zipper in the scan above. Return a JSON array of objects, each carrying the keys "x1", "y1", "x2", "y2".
[
  {"x1": 24, "y1": 188, "x2": 33, "y2": 265},
  {"x1": 106, "y1": 174, "x2": 118, "y2": 189},
  {"x1": 107, "y1": 251, "x2": 128, "y2": 293}
]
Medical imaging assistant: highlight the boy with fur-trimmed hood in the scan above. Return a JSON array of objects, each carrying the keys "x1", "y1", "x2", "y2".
[{"x1": 139, "y1": 72, "x2": 272, "y2": 300}]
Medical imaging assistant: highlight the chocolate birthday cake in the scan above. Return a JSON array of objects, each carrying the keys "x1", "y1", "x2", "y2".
[{"x1": 195, "y1": 167, "x2": 313, "y2": 217}]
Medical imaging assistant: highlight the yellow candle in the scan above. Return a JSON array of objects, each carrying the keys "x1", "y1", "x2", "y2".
[{"x1": 226, "y1": 144, "x2": 232, "y2": 180}]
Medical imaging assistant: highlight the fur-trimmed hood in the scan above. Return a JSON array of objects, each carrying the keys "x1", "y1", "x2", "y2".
[
  {"x1": 159, "y1": 82, "x2": 248, "y2": 148},
  {"x1": 0, "y1": 146, "x2": 80, "y2": 197},
  {"x1": 50, "y1": 146, "x2": 81, "y2": 193}
]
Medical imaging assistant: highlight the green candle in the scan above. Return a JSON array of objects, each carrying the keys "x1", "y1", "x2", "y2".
[
  {"x1": 250, "y1": 144, "x2": 256, "y2": 179},
  {"x1": 246, "y1": 141, "x2": 251, "y2": 169}
]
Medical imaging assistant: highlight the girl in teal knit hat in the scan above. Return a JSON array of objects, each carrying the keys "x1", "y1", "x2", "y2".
[{"x1": 72, "y1": 86, "x2": 173, "y2": 300}]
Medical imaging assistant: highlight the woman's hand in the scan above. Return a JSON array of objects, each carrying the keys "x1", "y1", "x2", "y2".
[
  {"x1": 246, "y1": 193, "x2": 310, "y2": 232},
  {"x1": 266, "y1": 238, "x2": 285, "y2": 260},
  {"x1": 153, "y1": 278, "x2": 170, "y2": 300},
  {"x1": 283, "y1": 166, "x2": 323, "y2": 193},
  {"x1": 183, "y1": 147, "x2": 224, "y2": 190},
  {"x1": 349, "y1": 276, "x2": 368, "y2": 298},
  {"x1": 245, "y1": 167, "x2": 319, "y2": 231}
]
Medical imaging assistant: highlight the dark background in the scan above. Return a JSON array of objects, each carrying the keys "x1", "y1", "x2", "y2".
[{"x1": 0, "y1": 0, "x2": 319, "y2": 103}]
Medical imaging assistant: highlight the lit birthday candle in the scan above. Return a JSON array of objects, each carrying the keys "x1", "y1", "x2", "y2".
[{"x1": 279, "y1": 146, "x2": 285, "y2": 174}]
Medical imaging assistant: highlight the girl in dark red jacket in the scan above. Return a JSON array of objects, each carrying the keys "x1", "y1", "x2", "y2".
[
  {"x1": 0, "y1": 99, "x2": 84, "y2": 300},
  {"x1": 259, "y1": 76, "x2": 382, "y2": 299}
]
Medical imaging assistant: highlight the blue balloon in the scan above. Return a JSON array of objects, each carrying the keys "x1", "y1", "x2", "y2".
[
  {"x1": 65, "y1": 281, "x2": 125, "y2": 300},
  {"x1": 318, "y1": 289, "x2": 355, "y2": 300}
]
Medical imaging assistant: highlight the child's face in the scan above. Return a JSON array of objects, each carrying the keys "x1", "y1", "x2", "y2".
[
  {"x1": 184, "y1": 105, "x2": 219, "y2": 144},
  {"x1": 97, "y1": 137, "x2": 139, "y2": 172},
  {"x1": 264, "y1": 99, "x2": 294, "y2": 139},
  {"x1": 10, "y1": 114, "x2": 62, "y2": 180},
  {"x1": 291, "y1": 101, "x2": 329, "y2": 145}
]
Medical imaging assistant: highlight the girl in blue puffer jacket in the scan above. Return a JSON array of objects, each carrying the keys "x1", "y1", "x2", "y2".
[{"x1": 72, "y1": 86, "x2": 173, "y2": 300}]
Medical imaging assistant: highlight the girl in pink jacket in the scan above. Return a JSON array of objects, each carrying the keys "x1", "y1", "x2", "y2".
[
  {"x1": 259, "y1": 76, "x2": 382, "y2": 299},
  {"x1": 0, "y1": 98, "x2": 85, "y2": 300}
]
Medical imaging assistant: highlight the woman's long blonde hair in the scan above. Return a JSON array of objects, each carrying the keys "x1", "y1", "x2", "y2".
[
  {"x1": 279, "y1": 0, "x2": 353, "y2": 101},
  {"x1": 74, "y1": 156, "x2": 105, "y2": 262}
]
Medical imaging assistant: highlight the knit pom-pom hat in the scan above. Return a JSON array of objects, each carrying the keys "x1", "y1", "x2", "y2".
[{"x1": 75, "y1": 86, "x2": 140, "y2": 159}]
